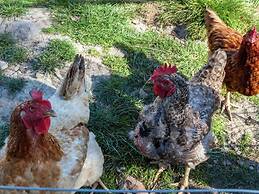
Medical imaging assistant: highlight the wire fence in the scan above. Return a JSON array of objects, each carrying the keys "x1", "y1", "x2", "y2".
[{"x1": 0, "y1": 186, "x2": 259, "y2": 194}]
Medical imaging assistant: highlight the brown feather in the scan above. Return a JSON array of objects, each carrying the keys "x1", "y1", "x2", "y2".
[
  {"x1": 205, "y1": 8, "x2": 259, "y2": 96},
  {"x1": 0, "y1": 102, "x2": 64, "y2": 193},
  {"x1": 205, "y1": 8, "x2": 242, "y2": 53}
]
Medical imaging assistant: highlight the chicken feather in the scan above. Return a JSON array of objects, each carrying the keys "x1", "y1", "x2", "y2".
[
  {"x1": 205, "y1": 8, "x2": 259, "y2": 120},
  {"x1": 132, "y1": 49, "x2": 227, "y2": 191},
  {"x1": 0, "y1": 55, "x2": 104, "y2": 193}
]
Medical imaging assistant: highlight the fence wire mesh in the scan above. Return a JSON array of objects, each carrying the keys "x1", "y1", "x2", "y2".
[{"x1": 0, "y1": 186, "x2": 259, "y2": 194}]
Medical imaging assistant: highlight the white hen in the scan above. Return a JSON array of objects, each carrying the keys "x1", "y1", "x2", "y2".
[{"x1": 0, "y1": 55, "x2": 106, "y2": 192}]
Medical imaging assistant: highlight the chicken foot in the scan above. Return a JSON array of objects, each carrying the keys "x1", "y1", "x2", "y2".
[
  {"x1": 89, "y1": 179, "x2": 110, "y2": 194},
  {"x1": 178, "y1": 166, "x2": 191, "y2": 194},
  {"x1": 221, "y1": 92, "x2": 237, "y2": 121},
  {"x1": 149, "y1": 163, "x2": 169, "y2": 190}
]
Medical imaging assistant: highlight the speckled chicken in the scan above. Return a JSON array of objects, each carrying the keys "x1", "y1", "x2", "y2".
[
  {"x1": 205, "y1": 9, "x2": 259, "y2": 120},
  {"x1": 131, "y1": 49, "x2": 227, "y2": 192}
]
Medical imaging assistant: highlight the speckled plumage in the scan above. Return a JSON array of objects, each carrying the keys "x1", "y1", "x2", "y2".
[{"x1": 133, "y1": 49, "x2": 227, "y2": 169}]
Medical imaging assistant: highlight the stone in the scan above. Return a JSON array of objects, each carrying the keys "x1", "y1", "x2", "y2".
[
  {"x1": 7, "y1": 20, "x2": 41, "y2": 42},
  {"x1": 108, "y1": 47, "x2": 125, "y2": 57},
  {"x1": 35, "y1": 72, "x2": 44, "y2": 79},
  {"x1": 0, "y1": 61, "x2": 8, "y2": 70},
  {"x1": 139, "y1": 88, "x2": 148, "y2": 98},
  {"x1": 249, "y1": 166, "x2": 254, "y2": 170}
]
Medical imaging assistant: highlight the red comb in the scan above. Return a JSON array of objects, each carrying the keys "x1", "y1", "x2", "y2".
[
  {"x1": 151, "y1": 64, "x2": 177, "y2": 81},
  {"x1": 247, "y1": 26, "x2": 257, "y2": 43},
  {"x1": 30, "y1": 89, "x2": 43, "y2": 101},
  {"x1": 250, "y1": 26, "x2": 257, "y2": 36}
]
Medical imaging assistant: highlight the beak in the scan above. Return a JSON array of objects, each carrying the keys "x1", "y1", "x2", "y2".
[{"x1": 44, "y1": 109, "x2": 57, "y2": 117}]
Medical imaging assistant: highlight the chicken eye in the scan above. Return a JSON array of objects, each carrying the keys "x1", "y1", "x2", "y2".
[{"x1": 29, "y1": 107, "x2": 35, "y2": 112}]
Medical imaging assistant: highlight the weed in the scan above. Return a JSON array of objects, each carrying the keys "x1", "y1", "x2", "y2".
[
  {"x1": 0, "y1": 33, "x2": 28, "y2": 64},
  {"x1": 159, "y1": 0, "x2": 259, "y2": 40},
  {"x1": 103, "y1": 55, "x2": 130, "y2": 76},
  {"x1": 88, "y1": 48, "x2": 102, "y2": 57},
  {"x1": 34, "y1": 39, "x2": 76, "y2": 73},
  {"x1": 239, "y1": 132, "x2": 253, "y2": 156},
  {"x1": 212, "y1": 114, "x2": 227, "y2": 146}
]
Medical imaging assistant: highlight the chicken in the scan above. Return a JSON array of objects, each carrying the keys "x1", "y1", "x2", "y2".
[
  {"x1": 0, "y1": 90, "x2": 63, "y2": 193},
  {"x1": 205, "y1": 8, "x2": 259, "y2": 120},
  {"x1": 0, "y1": 55, "x2": 106, "y2": 192},
  {"x1": 131, "y1": 49, "x2": 227, "y2": 192}
]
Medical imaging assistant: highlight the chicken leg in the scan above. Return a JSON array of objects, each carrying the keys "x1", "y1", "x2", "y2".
[
  {"x1": 150, "y1": 163, "x2": 169, "y2": 189},
  {"x1": 178, "y1": 166, "x2": 191, "y2": 194},
  {"x1": 221, "y1": 92, "x2": 233, "y2": 121},
  {"x1": 90, "y1": 179, "x2": 110, "y2": 194}
]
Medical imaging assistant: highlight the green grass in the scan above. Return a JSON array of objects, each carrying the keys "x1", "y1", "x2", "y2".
[
  {"x1": 159, "y1": 0, "x2": 259, "y2": 40},
  {"x1": 87, "y1": 48, "x2": 102, "y2": 57},
  {"x1": 239, "y1": 132, "x2": 253, "y2": 156},
  {"x1": 0, "y1": 33, "x2": 28, "y2": 64},
  {"x1": 228, "y1": 90, "x2": 259, "y2": 105},
  {"x1": 0, "y1": 0, "x2": 40, "y2": 17},
  {"x1": 34, "y1": 39, "x2": 76, "y2": 73},
  {"x1": 49, "y1": 3, "x2": 138, "y2": 47},
  {"x1": 0, "y1": 75, "x2": 26, "y2": 94},
  {"x1": 0, "y1": 0, "x2": 258, "y2": 191},
  {"x1": 212, "y1": 114, "x2": 227, "y2": 146},
  {"x1": 47, "y1": 2, "x2": 208, "y2": 76}
]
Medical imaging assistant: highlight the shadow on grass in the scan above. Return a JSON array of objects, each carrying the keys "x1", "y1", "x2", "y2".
[
  {"x1": 87, "y1": 43, "x2": 161, "y2": 188},
  {"x1": 190, "y1": 150, "x2": 259, "y2": 191}
]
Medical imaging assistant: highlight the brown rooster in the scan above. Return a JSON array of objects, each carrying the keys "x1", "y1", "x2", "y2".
[
  {"x1": 130, "y1": 49, "x2": 227, "y2": 192},
  {"x1": 205, "y1": 9, "x2": 259, "y2": 120}
]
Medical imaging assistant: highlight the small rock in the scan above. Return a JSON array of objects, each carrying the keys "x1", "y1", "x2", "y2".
[
  {"x1": 132, "y1": 19, "x2": 148, "y2": 33},
  {"x1": 139, "y1": 88, "x2": 148, "y2": 98},
  {"x1": 0, "y1": 61, "x2": 8, "y2": 70},
  {"x1": 173, "y1": 24, "x2": 187, "y2": 39},
  {"x1": 122, "y1": 176, "x2": 147, "y2": 194},
  {"x1": 7, "y1": 20, "x2": 41, "y2": 42},
  {"x1": 35, "y1": 72, "x2": 44, "y2": 79},
  {"x1": 13, "y1": 66, "x2": 20, "y2": 72},
  {"x1": 108, "y1": 47, "x2": 125, "y2": 57},
  {"x1": 249, "y1": 166, "x2": 254, "y2": 170}
]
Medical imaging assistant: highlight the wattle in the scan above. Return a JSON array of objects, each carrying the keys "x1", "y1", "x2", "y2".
[
  {"x1": 153, "y1": 84, "x2": 168, "y2": 98},
  {"x1": 34, "y1": 117, "x2": 51, "y2": 135}
]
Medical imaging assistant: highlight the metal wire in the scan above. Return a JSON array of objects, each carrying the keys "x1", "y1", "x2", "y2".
[{"x1": 0, "y1": 186, "x2": 259, "y2": 193}]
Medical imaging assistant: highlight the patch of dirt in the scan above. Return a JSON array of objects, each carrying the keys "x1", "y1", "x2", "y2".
[
  {"x1": 0, "y1": 8, "x2": 116, "y2": 124},
  {"x1": 132, "y1": 2, "x2": 187, "y2": 41},
  {"x1": 226, "y1": 100, "x2": 259, "y2": 162},
  {"x1": 140, "y1": 2, "x2": 161, "y2": 26},
  {"x1": 0, "y1": 8, "x2": 51, "y2": 42}
]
